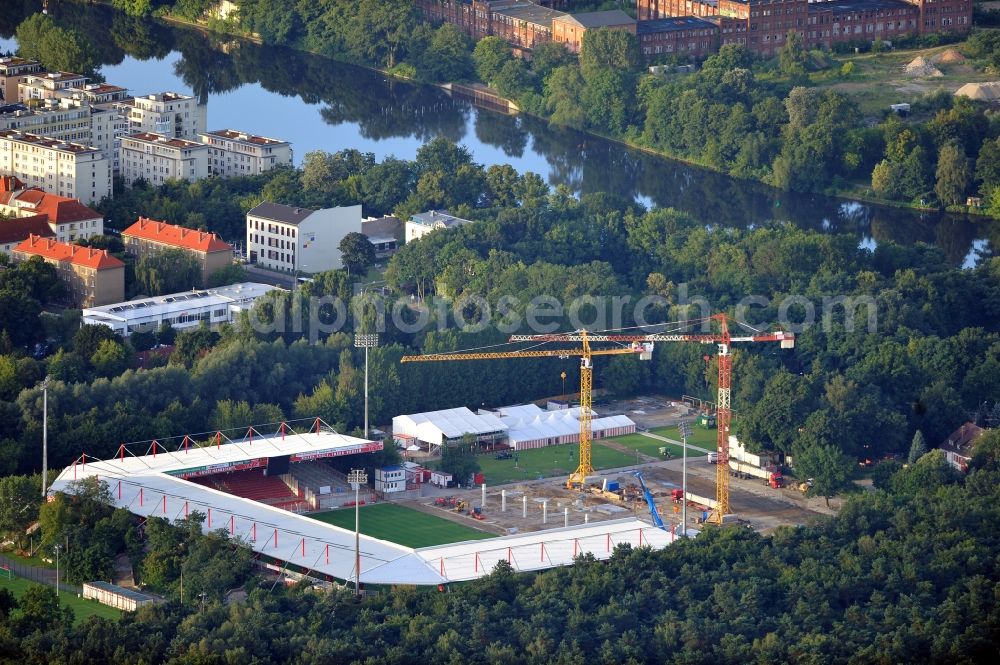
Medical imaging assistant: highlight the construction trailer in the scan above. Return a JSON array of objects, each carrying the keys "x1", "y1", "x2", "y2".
[{"x1": 83, "y1": 581, "x2": 164, "y2": 611}]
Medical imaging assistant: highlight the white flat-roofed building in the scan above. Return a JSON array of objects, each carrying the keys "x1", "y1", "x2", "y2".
[
  {"x1": 126, "y1": 92, "x2": 206, "y2": 139},
  {"x1": 199, "y1": 129, "x2": 292, "y2": 177},
  {"x1": 405, "y1": 209, "x2": 475, "y2": 243},
  {"x1": 81, "y1": 281, "x2": 283, "y2": 337},
  {"x1": 0, "y1": 98, "x2": 115, "y2": 164},
  {"x1": 18, "y1": 71, "x2": 89, "y2": 101},
  {"x1": 82, "y1": 582, "x2": 164, "y2": 612},
  {"x1": 120, "y1": 132, "x2": 209, "y2": 186},
  {"x1": 246, "y1": 201, "x2": 363, "y2": 273},
  {"x1": 0, "y1": 129, "x2": 112, "y2": 204}
]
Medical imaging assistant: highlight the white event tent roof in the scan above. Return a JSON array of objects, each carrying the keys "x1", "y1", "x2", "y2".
[{"x1": 392, "y1": 407, "x2": 507, "y2": 446}]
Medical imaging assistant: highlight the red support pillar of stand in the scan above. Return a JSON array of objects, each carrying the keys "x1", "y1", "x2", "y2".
[
  {"x1": 184, "y1": 501, "x2": 189, "y2": 518},
  {"x1": 273, "y1": 528, "x2": 278, "y2": 548},
  {"x1": 162, "y1": 495, "x2": 166, "y2": 514},
  {"x1": 325, "y1": 543, "x2": 329, "y2": 565},
  {"x1": 475, "y1": 552, "x2": 480, "y2": 573},
  {"x1": 248, "y1": 428, "x2": 253, "y2": 446},
  {"x1": 314, "y1": 418, "x2": 321, "y2": 434},
  {"x1": 300, "y1": 537, "x2": 305, "y2": 557},
  {"x1": 573, "y1": 539, "x2": 579, "y2": 557},
  {"x1": 216, "y1": 432, "x2": 221, "y2": 449},
  {"x1": 281, "y1": 422, "x2": 286, "y2": 441},
  {"x1": 81, "y1": 453, "x2": 86, "y2": 471},
  {"x1": 639, "y1": 529, "x2": 644, "y2": 547},
  {"x1": 607, "y1": 533, "x2": 611, "y2": 553},
  {"x1": 117, "y1": 480, "x2": 121, "y2": 500},
  {"x1": 229, "y1": 515, "x2": 235, "y2": 536},
  {"x1": 183, "y1": 436, "x2": 190, "y2": 454},
  {"x1": 139, "y1": 487, "x2": 143, "y2": 507},
  {"x1": 152, "y1": 440, "x2": 157, "y2": 458},
  {"x1": 119, "y1": 444, "x2": 124, "y2": 463},
  {"x1": 440, "y1": 557, "x2": 444, "y2": 576},
  {"x1": 507, "y1": 547, "x2": 512, "y2": 564},
  {"x1": 252, "y1": 522, "x2": 256, "y2": 542},
  {"x1": 207, "y1": 508, "x2": 211, "y2": 528},
  {"x1": 540, "y1": 542, "x2": 546, "y2": 562}
]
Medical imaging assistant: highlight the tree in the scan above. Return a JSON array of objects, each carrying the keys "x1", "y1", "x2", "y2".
[
  {"x1": 908, "y1": 430, "x2": 928, "y2": 464},
  {"x1": 420, "y1": 24, "x2": 473, "y2": 83},
  {"x1": 440, "y1": 434, "x2": 480, "y2": 485},
  {"x1": 74, "y1": 324, "x2": 120, "y2": 361},
  {"x1": 0, "y1": 474, "x2": 40, "y2": 548},
  {"x1": 15, "y1": 14, "x2": 98, "y2": 78},
  {"x1": 111, "y1": 0, "x2": 153, "y2": 17},
  {"x1": 935, "y1": 142, "x2": 971, "y2": 206},
  {"x1": 473, "y1": 36, "x2": 511, "y2": 84},
  {"x1": 135, "y1": 248, "x2": 203, "y2": 295},
  {"x1": 793, "y1": 441, "x2": 853, "y2": 507},
  {"x1": 778, "y1": 31, "x2": 808, "y2": 77},
  {"x1": 545, "y1": 66, "x2": 586, "y2": 128},
  {"x1": 580, "y1": 28, "x2": 640, "y2": 78},
  {"x1": 339, "y1": 232, "x2": 376, "y2": 276},
  {"x1": 91, "y1": 339, "x2": 130, "y2": 378}
]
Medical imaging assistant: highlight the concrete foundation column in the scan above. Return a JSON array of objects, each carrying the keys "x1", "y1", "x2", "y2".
[
  {"x1": 543, "y1": 500, "x2": 548, "y2": 524},
  {"x1": 481, "y1": 483, "x2": 486, "y2": 508},
  {"x1": 522, "y1": 496, "x2": 527, "y2": 518},
  {"x1": 564, "y1": 507, "x2": 568, "y2": 527},
  {"x1": 501, "y1": 489, "x2": 506, "y2": 512},
  {"x1": 585, "y1": 513, "x2": 589, "y2": 524}
]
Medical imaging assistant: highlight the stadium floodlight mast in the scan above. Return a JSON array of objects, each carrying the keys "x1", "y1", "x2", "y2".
[
  {"x1": 347, "y1": 468, "x2": 368, "y2": 599},
  {"x1": 41, "y1": 376, "x2": 50, "y2": 498},
  {"x1": 354, "y1": 333, "x2": 378, "y2": 438},
  {"x1": 679, "y1": 421, "x2": 692, "y2": 537}
]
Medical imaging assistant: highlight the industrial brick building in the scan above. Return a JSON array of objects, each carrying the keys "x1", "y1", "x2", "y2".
[{"x1": 417, "y1": 0, "x2": 970, "y2": 60}]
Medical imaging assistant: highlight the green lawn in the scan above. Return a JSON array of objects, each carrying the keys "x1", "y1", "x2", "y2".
[
  {"x1": 608, "y1": 433, "x2": 687, "y2": 459},
  {"x1": 308, "y1": 503, "x2": 493, "y2": 548},
  {"x1": 0, "y1": 574, "x2": 122, "y2": 623},
  {"x1": 474, "y1": 442, "x2": 637, "y2": 485},
  {"x1": 650, "y1": 426, "x2": 716, "y2": 451},
  {"x1": 1, "y1": 550, "x2": 54, "y2": 569}
]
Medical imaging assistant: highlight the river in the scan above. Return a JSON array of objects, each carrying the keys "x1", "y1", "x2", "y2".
[{"x1": 1, "y1": 1, "x2": 995, "y2": 266}]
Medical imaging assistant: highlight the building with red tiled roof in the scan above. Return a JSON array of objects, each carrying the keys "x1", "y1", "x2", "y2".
[
  {"x1": 0, "y1": 214, "x2": 54, "y2": 254},
  {"x1": 121, "y1": 217, "x2": 233, "y2": 285},
  {"x1": 12, "y1": 234, "x2": 124, "y2": 306},
  {"x1": 940, "y1": 422, "x2": 989, "y2": 472},
  {"x1": 0, "y1": 185, "x2": 104, "y2": 243}
]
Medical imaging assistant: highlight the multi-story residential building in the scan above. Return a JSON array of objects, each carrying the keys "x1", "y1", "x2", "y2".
[
  {"x1": 0, "y1": 214, "x2": 53, "y2": 255},
  {"x1": 81, "y1": 282, "x2": 282, "y2": 337},
  {"x1": 125, "y1": 92, "x2": 207, "y2": 140},
  {"x1": 405, "y1": 210, "x2": 475, "y2": 243},
  {"x1": 12, "y1": 234, "x2": 125, "y2": 306},
  {"x1": 198, "y1": 129, "x2": 293, "y2": 177},
  {"x1": 18, "y1": 71, "x2": 89, "y2": 102},
  {"x1": 0, "y1": 130, "x2": 112, "y2": 204},
  {"x1": 0, "y1": 57, "x2": 44, "y2": 102},
  {"x1": 552, "y1": 10, "x2": 638, "y2": 54},
  {"x1": 121, "y1": 217, "x2": 234, "y2": 285},
  {"x1": 120, "y1": 132, "x2": 209, "y2": 186},
  {"x1": 0, "y1": 98, "x2": 116, "y2": 163},
  {"x1": 0, "y1": 178, "x2": 104, "y2": 244},
  {"x1": 246, "y1": 201, "x2": 363, "y2": 273}
]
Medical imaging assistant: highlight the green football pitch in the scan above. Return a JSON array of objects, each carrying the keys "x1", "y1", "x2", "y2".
[
  {"x1": 473, "y1": 441, "x2": 637, "y2": 485},
  {"x1": 308, "y1": 503, "x2": 494, "y2": 548},
  {"x1": 0, "y1": 574, "x2": 122, "y2": 623}
]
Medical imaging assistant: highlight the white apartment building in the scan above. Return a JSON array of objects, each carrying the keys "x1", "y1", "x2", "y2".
[
  {"x1": 0, "y1": 98, "x2": 116, "y2": 163},
  {"x1": 18, "y1": 71, "x2": 89, "y2": 102},
  {"x1": 0, "y1": 130, "x2": 112, "y2": 204},
  {"x1": 0, "y1": 57, "x2": 44, "y2": 103},
  {"x1": 81, "y1": 282, "x2": 282, "y2": 337},
  {"x1": 199, "y1": 129, "x2": 293, "y2": 177},
  {"x1": 405, "y1": 210, "x2": 475, "y2": 243},
  {"x1": 126, "y1": 92, "x2": 206, "y2": 140},
  {"x1": 246, "y1": 201, "x2": 363, "y2": 273},
  {"x1": 120, "y1": 132, "x2": 209, "y2": 186}
]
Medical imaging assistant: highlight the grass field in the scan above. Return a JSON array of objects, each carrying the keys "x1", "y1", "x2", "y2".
[
  {"x1": 474, "y1": 442, "x2": 637, "y2": 485},
  {"x1": 309, "y1": 503, "x2": 493, "y2": 548},
  {"x1": 0, "y1": 575, "x2": 122, "y2": 623},
  {"x1": 608, "y1": 434, "x2": 688, "y2": 460},
  {"x1": 1, "y1": 550, "x2": 54, "y2": 569},
  {"x1": 650, "y1": 426, "x2": 716, "y2": 451}
]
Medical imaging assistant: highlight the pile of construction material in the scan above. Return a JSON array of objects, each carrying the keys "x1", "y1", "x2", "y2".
[{"x1": 904, "y1": 56, "x2": 943, "y2": 77}]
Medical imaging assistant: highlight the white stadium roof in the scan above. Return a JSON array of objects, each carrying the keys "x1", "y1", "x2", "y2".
[{"x1": 50, "y1": 426, "x2": 675, "y2": 585}]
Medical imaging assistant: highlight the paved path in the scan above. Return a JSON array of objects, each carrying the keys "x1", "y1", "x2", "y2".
[{"x1": 637, "y1": 431, "x2": 714, "y2": 454}]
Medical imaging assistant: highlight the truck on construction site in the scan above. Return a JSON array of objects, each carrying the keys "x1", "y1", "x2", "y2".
[{"x1": 724, "y1": 436, "x2": 786, "y2": 489}]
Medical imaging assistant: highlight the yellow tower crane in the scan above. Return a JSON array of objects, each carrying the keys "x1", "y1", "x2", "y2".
[{"x1": 400, "y1": 331, "x2": 653, "y2": 488}]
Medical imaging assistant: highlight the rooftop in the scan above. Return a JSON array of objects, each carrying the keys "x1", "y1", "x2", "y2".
[
  {"x1": 13, "y1": 235, "x2": 124, "y2": 270},
  {"x1": 810, "y1": 0, "x2": 915, "y2": 13},
  {"x1": 0, "y1": 130, "x2": 100, "y2": 153},
  {"x1": 202, "y1": 129, "x2": 289, "y2": 145},
  {"x1": 7, "y1": 188, "x2": 102, "y2": 223},
  {"x1": 556, "y1": 10, "x2": 637, "y2": 28},
  {"x1": 82, "y1": 282, "x2": 282, "y2": 322},
  {"x1": 83, "y1": 581, "x2": 163, "y2": 604},
  {"x1": 409, "y1": 210, "x2": 475, "y2": 229},
  {"x1": 492, "y1": 1, "x2": 567, "y2": 24},
  {"x1": 0, "y1": 214, "x2": 54, "y2": 245},
  {"x1": 124, "y1": 132, "x2": 205, "y2": 149},
  {"x1": 0, "y1": 56, "x2": 42, "y2": 69},
  {"x1": 247, "y1": 201, "x2": 315, "y2": 226},
  {"x1": 637, "y1": 16, "x2": 719, "y2": 33},
  {"x1": 122, "y1": 217, "x2": 233, "y2": 253}
]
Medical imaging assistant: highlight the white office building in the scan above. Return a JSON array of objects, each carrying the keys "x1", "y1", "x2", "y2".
[
  {"x1": 199, "y1": 129, "x2": 292, "y2": 177},
  {"x1": 81, "y1": 282, "x2": 282, "y2": 337},
  {"x1": 120, "y1": 132, "x2": 209, "y2": 186},
  {"x1": 246, "y1": 201, "x2": 363, "y2": 273}
]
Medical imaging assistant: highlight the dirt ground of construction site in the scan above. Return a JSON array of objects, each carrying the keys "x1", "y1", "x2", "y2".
[{"x1": 395, "y1": 395, "x2": 839, "y2": 539}]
